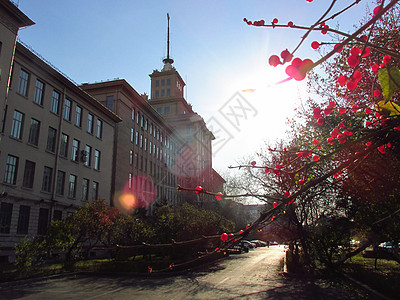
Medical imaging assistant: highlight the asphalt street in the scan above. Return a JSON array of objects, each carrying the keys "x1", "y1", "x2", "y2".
[{"x1": 0, "y1": 246, "x2": 364, "y2": 299}]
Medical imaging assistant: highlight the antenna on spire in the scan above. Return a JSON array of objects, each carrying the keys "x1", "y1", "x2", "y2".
[{"x1": 163, "y1": 13, "x2": 174, "y2": 65}]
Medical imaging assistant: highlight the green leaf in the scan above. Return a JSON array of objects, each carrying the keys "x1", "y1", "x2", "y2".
[
  {"x1": 376, "y1": 100, "x2": 400, "y2": 116},
  {"x1": 378, "y1": 67, "x2": 400, "y2": 101}
]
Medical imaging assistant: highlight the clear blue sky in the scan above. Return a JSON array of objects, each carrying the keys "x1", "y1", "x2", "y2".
[{"x1": 16, "y1": 0, "x2": 376, "y2": 172}]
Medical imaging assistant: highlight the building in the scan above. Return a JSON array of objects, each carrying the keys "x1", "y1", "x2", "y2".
[
  {"x1": 81, "y1": 79, "x2": 186, "y2": 213},
  {"x1": 0, "y1": 0, "x2": 121, "y2": 262},
  {"x1": 0, "y1": 2, "x2": 224, "y2": 262},
  {"x1": 147, "y1": 16, "x2": 215, "y2": 192}
]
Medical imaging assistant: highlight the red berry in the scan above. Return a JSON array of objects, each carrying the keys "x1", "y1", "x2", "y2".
[
  {"x1": 269, "y1": 55, "x2": 281, "y2": 67},
  {"x1": 373, "y1": 5, "x2": 382, "y2": 16},
  {"x1": 288, "y1": 21, "x2": 294, "y2": 27},
  {"x1": 313, "y1": 155, "x2": 320, "y2": 162},
  {"x1": 339, "y1": 107, "x2": 346, "y2": 114},
  {"x1": 272, "y1": 18, "x2": 278, "y2": 24},
  {"x1": 273, "y1": 202, "x2": 278, "y2": 208},
  {"x1": 312, "y1": 139, "x2": 319, "y2": 145},
  {"x1": 250, "y1": 160, "x2": 256, "y2": 166},
  {"x1": 365, "y1": 108, "x2": 372, "y2": 114},
  {"x1": 338, "y1": 75, "x2": 347, "y2": 86},
  {"x1": 220, "y1": 233, "x2": 228, "y2": 241},
  {"x1": 327, "y1": 137, "x2": 335, "y2": 145},
  {"x1": 311, "y1": 41, "x2": 320, "y2": 49},
  {"x1": 298, "y1": 179, "x2": 304, "y2": 185},
  {"x1": 378, "y1": 145, "x2": 386, "y2": 154},
  {"x1": 330, "y1": 128, "x2": 339, "y2": 138},
  {"x1": 280, "y1": 49, "x2": 293, "y2": 63},
  {"x1": 347, "y1": 55, "x2": 360, "y2": 67},
  {"x1": 216, "y1": 192, "x2": 223, "y2": 201},
  {"x1": 362, "y1": 47, "x2": 371, "y2": 57},
  {"x1": 195, "y1": 186, "x2": 202, "y2": 194},
  {"x1": 353, "y1": 70, "x2": 363, "y2": 82},
  {"x1": 351, "y1": 104, "x2": 359, "y2": 112},
  {"x1": 373, "y1": 90, "x2": 381, "y2": 97},
  {"x1": 371, "y1": 64, "x2": 379, "y2": 72},
  {"x1": 347, "y1": 80, "x2": 357, "y2": 90},
  {"x1": 264, "y1": 167, "x2": 270, "y2": 173},
  {"x1": 313, "y1": 107, "x2": 321, "y2": 119},
  {"x1": 350, "y1": 47, "x2": 361, "y2": 56},
  {"x1": 317, "y1": 118, "x2": 324, "y2": 125}
]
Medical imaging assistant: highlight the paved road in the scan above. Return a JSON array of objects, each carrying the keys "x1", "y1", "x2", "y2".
[{"x1": 1, "y1": 246, "x2": 362, "y2": 299}]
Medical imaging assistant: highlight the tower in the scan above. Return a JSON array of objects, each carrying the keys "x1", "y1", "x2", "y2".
[{"x1": 148, "y1": 14, "x2": 215, "y2": 192}]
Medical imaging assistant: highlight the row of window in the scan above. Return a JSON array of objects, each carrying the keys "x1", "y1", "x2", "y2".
[
  {"x1": 10, "y1": 109, "x2": 101, "y2": 169},
  {"x1": 130, "y1": 107, "x2": 175, "y2": 151},
  {"x1": 3, "y1": 154, "x2": 99, "y2": 200},
  {"x1": 16, "y1": 69, "x2": 103, "y2": 137},
  {"x1": 0, "y1": 202, "x2": 67, "y2": 235}
]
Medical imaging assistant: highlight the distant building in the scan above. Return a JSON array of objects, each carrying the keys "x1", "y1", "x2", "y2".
[{"x1": 0, "y1": 0, "x2": 121, "y2": 262}]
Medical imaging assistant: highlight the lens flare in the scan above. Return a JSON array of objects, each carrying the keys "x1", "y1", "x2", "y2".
[{"x1": 114, "y1": 176, "x2": 156, "y2": 214}]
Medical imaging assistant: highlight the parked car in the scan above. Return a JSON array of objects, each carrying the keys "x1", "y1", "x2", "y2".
[
  {"x1": 239, "y1": 240, "x2": 256, "y2": 249},
  {"x1": 251, "y1": 240, "x2": 267, "y2": 247}
]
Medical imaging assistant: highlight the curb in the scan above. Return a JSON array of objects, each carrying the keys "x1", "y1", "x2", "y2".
[{"x1": 342, "y1": 273, "x2": 392, "y2": 300}]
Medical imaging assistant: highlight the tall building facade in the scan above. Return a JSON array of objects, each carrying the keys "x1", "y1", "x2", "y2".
[
  {"x1": 0, "y1": 0, "x2": 121, "y2": 262},
  {"x1": 148, "y1": 60, "x2": 215, "y2": 192},
  {"x1": 81, "y1": 79, "x2": 186, "y2": 213}
]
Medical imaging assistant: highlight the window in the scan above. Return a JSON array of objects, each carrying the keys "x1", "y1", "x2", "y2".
[
  {"x1": 156, "y1": 107, "x2": 162, "y2": 114},
  {"x1": 56, "y1": 170, "x2": 65, "y2": 195},
  {"x1": 72, "y1": 139, "x2": 80, "y2": 161},
  {"x1": 136, "y1": 112, "x2": 139, "y2": 124},
  {"x1": 129, "y1": 150, "x2": 133, "y2": 165},
  {"x1": 84, "y1": 145, "x2": 92, "y2": 167},
  {"x1": 34, "y1": 79, "x2": 44, "y2": 105},
  {"x1": 161, "y1": 79, "x2": 165, "y2": 86},
  {"x1": 4, "y1": 155, "x2": 18, "y2": 185},
  {"x1": 59, "y1": 133, "x2": 69, "y2": 157},
  {"x1": 41, "y1": 166, "x2": 53, "y2": 192},
  {"x1": 75, "y1": 105, "x2": 82, "y2": 127},
  {"x1": 106, "y1": 95, "x2": 114, "y2": 110},
  {"x1": 128, "y1": 173, "x2": 133, "y2": 189},
  {"x1": 17, "y1": 205, "x2": 30, "y2": 234},
  {"x1": 82, "y1": 178, "x2": 89, "y2": 201},
  {"x1": 145, "y1": 119, "x2": 148, "y2": 130},
  {"x1": 96, "y1": 119, "x2": 103, "y2": 138},
  {"x1": 37, "y1": 208, "x2": 49, "y2": 235},
  {"x1": 28, "y1": 118, "x2": 40, "y2": 145},
  {"x1": 135, "y1": 131, "x2": 139, "y2": 145},
  {"x1": 167, "y1": 89, "x2": 171, "y2": 96},
  {"x1": 161, "y1": 89, "x2": 165, "y2": 96},
  {"x1": 130, "y1": 128, "x2": 134, "y2": 142},
  {"x1": 94, "y1": 150, "x2": 100, "y2": 170},
  {"x1": 17, "y1": 69, "x2": 29, "y2": 96},
  {"x1": 46, "y1": 127, "x2": 57, "y2": 152},
  {"x1": 167, "y1": 78, "x2": 171, "y2": 85},
  {"x1": 140, "y1": 134, "x2": 143, "y2": 148},
  {"x1": 53, "y1": 210, "x2": 62, "y2": 221},
  {"x1": 164, "y1": 106, "x2": 170, "y2": 114},
  {"x1": 150, "y1": 124, "x2": 153, "y2": 135},
  {"x1": 141, "y1": 115, "x2": 144, "y2": 128},
  {"x1": 0, "y1": 203, "x2": 13, "y2": 234},
  {"x1": 140, "y1": 156, "x2": 143, "y2": 170},
  {"x1": 144, "y1": 138, "x2": 147, "y2": 151},
  {"x1": 22, "y1": 160, "x2": 35, "y2": 188},
  {"x1": 51, "y1": 90, "x2": 60, "y2": 114},
  {"x1": 64, "y1": 98, "x2": 72, "y2": 121},
  {"x1": 156, "y1": 80, "x2": 159, "y2": 87},
  {"x1": 155, "y1": 90, "x2": 159, "y2": 97},
  {"x1": 92, "y1": 181, "x2": 99, "y2": 200},
  {"x1": 131, "y1": 107, "x2": 135, "y2": 120},
  {"x1": 134, "y1": 153, "x2": 138, "y2": 168},
  {"x1": 87, "y1": 113, "x2": 93, "y2": 134},
  {"x1": 149, "y1": 141, "x2": 152, "y2": 154},
  {"x1": 68, "y1": 174, "x2": 77, "y2": 198},
  {"x1": 11, "y1": 110, "x2": 24, "y2": 139}
]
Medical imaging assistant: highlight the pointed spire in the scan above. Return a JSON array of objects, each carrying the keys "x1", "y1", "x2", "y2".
[{"x1": 163, "y1": 13, "x2": 174, "y2": 66}]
